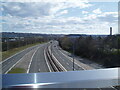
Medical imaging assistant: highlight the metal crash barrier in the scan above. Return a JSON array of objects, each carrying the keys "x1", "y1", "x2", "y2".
[{"x1": 2, "y1": 68, "x2": 120, "y2": 89}]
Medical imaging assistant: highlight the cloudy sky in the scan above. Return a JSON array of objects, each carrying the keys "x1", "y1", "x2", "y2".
[{"x1": 1, "y1": 0, "x2": 119, "y2": 35}]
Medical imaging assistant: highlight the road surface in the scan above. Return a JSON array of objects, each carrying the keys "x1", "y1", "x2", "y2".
[
  {"x1": 1, "y1": 41, "x2": 117, "y2": 89},
  {"x1": 1, "y1": 41, "x2": 103, "y2": 74},
  {"x1": 1, "y1": 44, "x2": 44, "y2": 74}
]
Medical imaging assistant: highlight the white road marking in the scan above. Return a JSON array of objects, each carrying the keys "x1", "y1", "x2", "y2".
[
  {"x1": 48, "y1": 45, "x2": 67, "y2": 71},
  {"x1": 5, "y1": 51, "x2": 30, "y2": 74},
  {"x1": 58, "y1": 46, "x2": 117, "y2": 90},
  {"x1": 74, "y1": 69, "x2": 77, "y2": 70},
  {"x1": 44, "y1": 46, "x2": 52, "y2": 72},
  {"x1": 66, "y1": 63, "x2": 69, "y2": 65},
  {"x1": 98, "y1": 88, "x2": 102, "y2": 90},
  {"x1": 2, "y1": 45, "x2": 41, "y2": 74},
  {"x1": 38, "y1": 68, "x2": 41, "y2": 72},
  {"x1": 0, "y1": 45, "x2": 39, "y2": 64},
  {"x1": 52, "y1": 45, "x2": 67, "y2": 63},
  {"x1": 59, "y1": 50, "x2": 85, "y2": 70},
  {"x1": 52, "y1": 54, "x2": 67, "y2": 71},
  {"x1": 110, "y1": 86, "x2": 117, "y2": 90},
  {"x1": 27, "y1": 46, "x2": 41, "y2": 73}
]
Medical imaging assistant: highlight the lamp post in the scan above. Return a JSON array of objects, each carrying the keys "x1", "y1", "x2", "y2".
[
  {"x1": 72, "y1": 38, "x2": 75, "y2": 71},
  {"x1": 73, "y1": 44, "x2": 75, "y2": 71}
]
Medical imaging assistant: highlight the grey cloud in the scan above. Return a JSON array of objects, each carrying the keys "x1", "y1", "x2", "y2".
[
  {"x1": 98, "y1": 14, "x2": 118, "y2": 23},
  {"x1": 2, "y1": 2, "x2": 52, "y2": 17}
]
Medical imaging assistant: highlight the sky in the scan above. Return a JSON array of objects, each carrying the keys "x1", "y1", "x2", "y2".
[{"x1": 1, "y1": 0, "x2": 119, "y2": 35}]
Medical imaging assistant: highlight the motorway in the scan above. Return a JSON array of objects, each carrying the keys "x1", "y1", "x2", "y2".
[
  {"x1": 28, "y1": 44, "x2": 50, "y2": 73},
  {"x1": 1, "y1": 44, "x2": 46, "y2": 74},
  {"x1": 1, "y1": 41, "x2": 101, "y2": 74},
  {"x1": 1, "y1": 40, "x2": 99, "y2": 74},
  {"x1": 1, "y1": 40, "x2": 117, "y2": 89}
]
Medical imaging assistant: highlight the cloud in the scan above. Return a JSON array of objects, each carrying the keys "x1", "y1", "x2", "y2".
[
  {"x1": 2, "y1": 1, "x2": 92, "y2": 18},
  {"x1": 82, "y1": 11, "x2": 89, "y2": 14},
  {"x1": 97, "y1": 12, "x2": 118, "y2": 23},
  {"x1": 99, "y1": 12, "x2": 118, "y2": 17},
  {"x1": 1, "y1": 1, "x2": 118, "y2": 35},
  {"x1": 2, "y1": 13, "x2": 117, "y2": 34},
  {"x1": 2, "y1": 2, "x2": 52, "y2": 17},
  {"x1": 93, "y1": 8, "x2": 102, "y2": 14},
  {"x1": 83, "y1": 11, "x2": 118, "y2": 23},
  {"x1": 57, "y1": 10, "x2": 68, "y2": 16}
]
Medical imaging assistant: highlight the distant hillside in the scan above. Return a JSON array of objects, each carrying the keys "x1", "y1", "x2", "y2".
[
  {"x1": 1, "y1": 32, "x2": 118, "y2": 38},
  {"x1": 66, "y1": 34, "x2": 108, "y2": 37},
  {"x1": 1, "y1": 32, "x2": 50, "y2": 38}
]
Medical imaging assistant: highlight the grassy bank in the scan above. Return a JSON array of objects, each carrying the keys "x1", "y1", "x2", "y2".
[
  {"x1": 8, "y1": 68, "x2": 26, "y2": 73},
  {"x1": 2, "y1": 42, "x2": 43, "y2": 61}
]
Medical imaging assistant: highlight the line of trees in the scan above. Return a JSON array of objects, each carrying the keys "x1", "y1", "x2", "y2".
[
  {"x1": 58, "y1": 35, "x2": 120, "y2": 68},
  {"x1": 2, "y1": 36, "x2": 49, "y2": 51}
]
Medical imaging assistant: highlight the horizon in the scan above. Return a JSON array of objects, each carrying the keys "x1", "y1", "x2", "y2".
[{"x1": 2, "y1": 31, "x2": 118, "y2": 36}]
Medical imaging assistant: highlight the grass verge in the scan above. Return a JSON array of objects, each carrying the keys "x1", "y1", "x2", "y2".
[
  {"x1": 8, "y1": 68, "x2": 26, "y2": 73},
  {"x1": 2, "y1": 42, "x2": 43, "y2": 61}
]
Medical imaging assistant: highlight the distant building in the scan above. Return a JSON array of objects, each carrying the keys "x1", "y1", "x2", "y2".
[{"x1": 110, "y1": 27, "x2": 112, "y2": 35}]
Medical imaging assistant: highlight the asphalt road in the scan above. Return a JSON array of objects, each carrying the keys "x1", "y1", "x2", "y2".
[
  {"x1": 1, "y1": 40, "x2": 117, "y2": 89},
  {"x1": 51, "y1": 41, "x2": 85, "y2": 71},
  {"x1": 1, "y1": 40, "x2": 102, "y2": 74},
  {"x1": 1, "y1": 43, "x2": 46, "y2": 74},
  {"x1": 53, "y1": 40, "x2": 104, "y2": 70},
  {"x1": 28, "y1": 44, "x2": 50, "y2": 73},
  {"x1": 48, "y1": 41, "x2": 117, "y2": 90}
]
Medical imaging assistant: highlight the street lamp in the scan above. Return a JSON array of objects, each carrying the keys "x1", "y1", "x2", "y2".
[
  {"x1": 72, "y1": 38, "x2": 75, "y2": 71},
  {"x1": 73, "y1": 45, "x2": 75, "y2": 71}
]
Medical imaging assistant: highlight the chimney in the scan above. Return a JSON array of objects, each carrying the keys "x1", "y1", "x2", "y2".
[{"x1": 110, "y1": 27, "x2": 112, "y2": 35}]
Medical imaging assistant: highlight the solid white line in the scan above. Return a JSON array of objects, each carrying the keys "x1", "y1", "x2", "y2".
[
  {"x1": 5, "y1": 52, "x2": 29, "y2": 74},
  {"x1": 27, "y1": 47, "x2": 40, "y2": 73},
  {"x1": 52, "y1": 53, "x2": 67, "y2": 71},
  {"x1": 54, "y1": 50, "x2": 64, "y2": 61},
  {"x1": 110, "y1": 86, "x2": 117, "y2": 90},
  {"x1": 0, "y1": 45, "x2": 39, "y2": 64},
  {"x1": 44, "y1": 47, "x2": 52, "y2": 72},
  {"x1": 59, "y1": 49, "x2": 86, "y2": 70},
  {"x1": 48, "y1": 45, "x2": 67, "y2": 71},
  {"x1": 58, "y1": 46, "x2": 117, "y2": 89},
  {"x1": 38, "y1": 68, "x2": 41, "y2": 72},
  {"x1": 66, "y1": 63, "x2": 69, "y2": 65},
  {"x1": 50, "y1": 42, "x2": 85, "y2": 70},
  {"x1": 98, "y1": 88, "x2": 102, "y2": 90},
  {"x1": 74, "y1": 69, "x2": 77, "y2": 70},
  {"x1": 47, "y1": 51, "x2": 59, "y2": 71},
  {"x1": 1, "y1": 49, "x2": 27, "y2": 65}
]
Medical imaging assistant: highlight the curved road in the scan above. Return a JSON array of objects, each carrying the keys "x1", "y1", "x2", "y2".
[
  {"x1": 1, "y1": 40, "x2": 102, "y2": 74},
  {"x1": 1, "y1": 41, "x2": 117, "y2": 90}
]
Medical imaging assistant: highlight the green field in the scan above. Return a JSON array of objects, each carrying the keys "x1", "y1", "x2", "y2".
[{"x1": 8, "y1": 68, "x2": 26, "y2": 73}]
